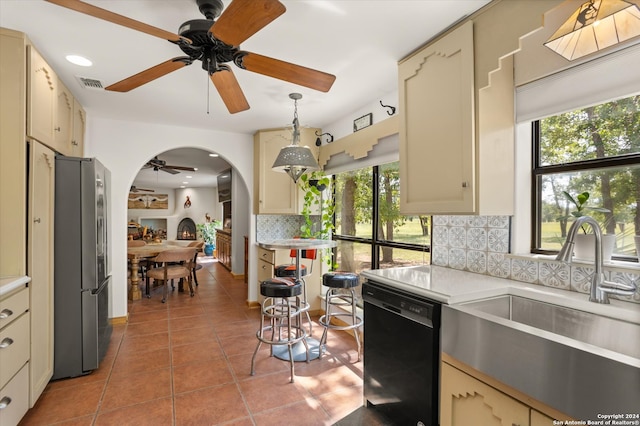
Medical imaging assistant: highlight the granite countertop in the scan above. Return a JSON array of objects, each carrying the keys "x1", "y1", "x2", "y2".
[
  {"x1": 361, "y1": 265, "x2": 640, "y2": 324},
  {"x1": 0, "y1": 275, "x2": 31, "y2": 297}
]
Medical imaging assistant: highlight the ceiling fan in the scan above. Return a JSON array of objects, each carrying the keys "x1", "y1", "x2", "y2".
[
  {"x1": 45, "y1": 0, "x2": 336, "y2": 114},
  {"x1": 143, "y1": 156, "x2": 196, "y2": 175},
  {"x1": 129, "y1": 185, "x2": 155, "y2": 193}
]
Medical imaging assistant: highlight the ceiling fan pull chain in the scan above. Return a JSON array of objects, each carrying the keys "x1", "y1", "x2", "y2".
[{"x1": 206, "y1": 57, "x2": 211, "y2": 115}]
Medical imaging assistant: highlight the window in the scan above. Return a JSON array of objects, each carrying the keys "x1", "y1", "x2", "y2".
[
  {"x1": 533, "y1": 94, "x2": 640, "y2": 260},
  {"x1": 333, "y1": 161, "x2": 430, "y2": 276}
]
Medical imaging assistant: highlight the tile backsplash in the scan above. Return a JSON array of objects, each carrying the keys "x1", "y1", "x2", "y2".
[
  {"x1": 256, "y1": 214, "x2": 320, "y2": 241},
  {"x1": 432, "y1": 215, "x2": 639, "y2": 304}
]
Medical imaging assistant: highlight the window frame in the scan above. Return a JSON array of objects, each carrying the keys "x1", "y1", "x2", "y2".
[
  {"x1": 331, "y1": 163, "x2": 431, "y2": 270},
  {"x1": 531, "y1": 120, "x2": 640, "y2": 260}
]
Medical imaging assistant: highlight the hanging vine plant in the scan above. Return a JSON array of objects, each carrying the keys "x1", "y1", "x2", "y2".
[{"x1": 298, "y1": 171, "x2": 336, "y2": 267}]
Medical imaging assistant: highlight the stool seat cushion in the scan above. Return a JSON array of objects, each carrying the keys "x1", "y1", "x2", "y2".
[
  {"x1": 261, "y1": 278, "x2": 302, "y2": 298},
  {"x1": 275, "y1": 264, "x2": 307, "y2": 278},
  {"x1": 323, "y1": 272, "x2": 359, "y2": 288}
]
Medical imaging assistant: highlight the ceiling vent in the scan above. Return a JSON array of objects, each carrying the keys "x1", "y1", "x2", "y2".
[{"x1": 75, "y1": 76, "x2": 104, "y2": 90}]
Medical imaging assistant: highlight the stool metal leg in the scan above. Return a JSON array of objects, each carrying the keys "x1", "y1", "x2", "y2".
[
  {"x1": 251, "y1": 294, "x2": 309, "y2": 382},
  {"x1": 350, "y1": 288, "x2": 362, "y2": 361}
]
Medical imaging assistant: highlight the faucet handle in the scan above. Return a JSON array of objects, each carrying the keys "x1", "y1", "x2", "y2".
[{"x1": 599, "y1": 279, "x2": 637, "y2": 296}]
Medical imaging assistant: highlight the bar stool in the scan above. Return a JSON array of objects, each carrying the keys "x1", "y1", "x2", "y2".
[
  {"x1": 318, "y1": 272, "x2": 363, "y2": 361},
  {"x1": 251, "y1": 277, "x2": 310, "y2": 383},
  {"x1": 274, "y1": 249, "x2": 316, "y2": 334}
]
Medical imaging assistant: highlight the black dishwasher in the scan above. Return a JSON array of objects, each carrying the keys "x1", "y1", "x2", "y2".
[{"x1": 363, "y1": 280, "x2": 441, "y2": 426}]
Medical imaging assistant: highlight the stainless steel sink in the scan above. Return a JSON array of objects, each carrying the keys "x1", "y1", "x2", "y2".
[
  {"x1": 461, "y1": 295, "x2": 640, "y2": 359},
  {"x1": 442, "y1": 297, "x2": 640, "y2": 421}
]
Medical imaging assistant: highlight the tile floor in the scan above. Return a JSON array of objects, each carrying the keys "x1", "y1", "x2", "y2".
[{"x1": 20, "y1": 258, "x2": 364, "y2": 425}]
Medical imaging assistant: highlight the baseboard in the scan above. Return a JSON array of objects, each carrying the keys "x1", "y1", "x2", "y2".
[
  {"x1": 246, "y1": 300, "x2": 261, "y2": 309},
  {"x1": 231, "y1": 272, "x2": 245, "y2": 281},
  {"x1": 110, "y1": 315, "x2": 128, "y2": 325}
]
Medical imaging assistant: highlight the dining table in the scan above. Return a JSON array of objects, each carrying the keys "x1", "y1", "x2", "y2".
[{"x1": 127, "y1": 243, "x2": 193, "y2": 300}]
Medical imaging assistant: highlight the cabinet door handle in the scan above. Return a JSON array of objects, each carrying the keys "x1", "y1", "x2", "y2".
[
  {"x1": 0, "y1": 396, "x2": 11, "y2": 410},
  {"x1": 54, "y1": 126, "x2": 61, "y2": 132},
  {"x1": 0, "y1": 337, "x2": 14, "y2": 348},
  {"x1": 34, "y1": 218, "x2": 41, "y2": 223},
  {"x1": 72, "y1": 140, "x2": 78, "y2": 146},
  {"x1": 0, "y1": 308, "x2": 13, "y2": 319},
  {"x1": 462, "y1": 181, "x2": 468, "y2": 188}
]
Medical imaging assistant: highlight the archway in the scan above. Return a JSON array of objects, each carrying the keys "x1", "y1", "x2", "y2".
[
  {"x1": 86, "y1": 117, "x2": 256, "y2": 320},
  {"x1": 126, "y1": 147, "x2": 248, "y2": 305}
]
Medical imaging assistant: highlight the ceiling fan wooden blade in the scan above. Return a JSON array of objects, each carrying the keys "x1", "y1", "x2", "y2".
[
  {"x1": 238, "y1": 52, "x2": 336, "y2": 92},
  {"x1": 211, "y1": 0, "x2": 285, "y2": 46},
  {"x1": 210, "y1": 69, "x2": 250, "y2": 114},
  {"x1": 130, "y1": 186, "x2": 155, "y2": 193},
  {"x1": 163, "y1": 165, "x2": 197, "y2": 172},
  {"x1": 106, "y1": 57, "x2": 191, "y2": 92},
  {"x1": 44, "y1": 0, "x2": 191, "y2": 43},
  {"x1": 160, "y1": 168, "x2": 180, "y2": 175}
]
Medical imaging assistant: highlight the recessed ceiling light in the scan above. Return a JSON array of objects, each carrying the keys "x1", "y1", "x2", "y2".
[
  {"x1": 180, "y1": 185, "x2": 186, "y2": 188},
  {"x1": 209, "y1": 153, "x2": 219, "y2": 157},
  {"x1": 193, "y1": 168, "x2": 198, "y2": 171},
  {"x1": 65, "y1": 55, "x2": 92, "y2": 67},
  {"x1": 182, "y1": 181, "x2": 189, "y2": 184},
  {"x1": 186, "y1": 175, "x2": 193, "y2": 179}
]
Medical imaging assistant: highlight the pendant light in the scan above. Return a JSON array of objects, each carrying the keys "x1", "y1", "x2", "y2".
[
  {"x1": 272, "y1": 93, "x2": 320, "y2": 183},
  {"x1": 544, "y1": 0, "x2": 640, "y2": 61}
]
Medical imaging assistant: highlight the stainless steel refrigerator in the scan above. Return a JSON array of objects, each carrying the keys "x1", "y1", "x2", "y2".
[{"x1": 53, "y1": 156, "x2": 112, "y2": 380}]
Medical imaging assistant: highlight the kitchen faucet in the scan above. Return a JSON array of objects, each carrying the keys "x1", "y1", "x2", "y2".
[{"x1": 555, "y1": 215, "x2": 637, "y2": 304}]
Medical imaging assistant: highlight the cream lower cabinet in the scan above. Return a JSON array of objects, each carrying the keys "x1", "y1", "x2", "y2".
[
  {"x1": 253, "y1": 127, "x2": 320, "y2": 214},
  {"x1": 0, "y1": 284, "x2": 30, "y2": 426},
  {"x1": 531, "y1": 409, "x2": 555, "y2": 426},
  {"x1": 27, "y1": 141, "x2": 55, "y2": 406},
  {"x1": 256, "y1": 246, "x2": 323, "y2": 311},
  {"x1": 441, "y1": 362, "x2": 530, "y2": 426}
]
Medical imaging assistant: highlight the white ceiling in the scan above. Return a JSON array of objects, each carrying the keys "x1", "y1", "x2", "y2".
[{"x1": 0, "y1": 0, "x2": 491, "y2": 188}]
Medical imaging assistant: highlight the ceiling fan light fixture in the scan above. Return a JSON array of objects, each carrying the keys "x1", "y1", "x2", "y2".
[
  {"x1": 272, "y1": 93, "x2": 320, "y2": 183},
  {"x1": 66, "y1": 54, "x2": 92, "y2": 67}
]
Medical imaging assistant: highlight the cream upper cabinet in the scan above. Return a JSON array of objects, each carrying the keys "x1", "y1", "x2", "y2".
[
  {"x1": 399, "y1": 20, "x2": 515, "y2": 215},
  {"x1": 440, "y1": 362, "x2": 530, "y2": 426},
  {"x1": 27, "y1": 45, "x2": 57, "y2": 148},
  {"x1": 71, "y1": 100, "x2": 86, "y2": 156},
  {"x1": 399, "y1": 21, "x2": 475, "y2": 215},
  {"x1": 0, "y1": 28, "x2": 27, "y2": 277},
  {"x1": 54, "y1": 79, "x2": 85, "y2": 157},
  {"x1": 27, "y1": 141, "x2": 55, "y2": 406},
  {"x1": 27, "y1": 44, "x2": 85, "y2": 157},
  {"x1": 54, "y1": 79, "x2": 73, "y2": 155},
  {"x1": 253, "y1": 127, "x2": 320, "y2": 214}
]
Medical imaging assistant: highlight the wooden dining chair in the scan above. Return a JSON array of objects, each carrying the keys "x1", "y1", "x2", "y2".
[
  {"x1": 145, "y1": 248, "x2": 197, "y2": 303},
  {"x1": 187, "y1": 241, "x2": 205, "y2": 286}
]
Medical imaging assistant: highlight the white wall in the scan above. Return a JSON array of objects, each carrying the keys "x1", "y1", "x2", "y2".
[{"x1": 84, "y1": 117, "x2": 255, "y2": 318}]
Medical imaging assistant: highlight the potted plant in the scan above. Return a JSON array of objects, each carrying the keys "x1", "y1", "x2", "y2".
[
  {"x1": 197, "y1": 220, "x2": 222, "y2": 256},
  {"x1": 562, "y1": 191, "x2": 614, "y2": 261},
  {"x1": 298, "y1": 171, "x2": 336, "y2": 267}
]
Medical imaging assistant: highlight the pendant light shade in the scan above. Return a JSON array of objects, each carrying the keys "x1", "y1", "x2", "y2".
[
  {"x1": 272, "y1": 93, "x2": 320, "y2": 183},
  {"x1": 544, "y1": 0, "x2": 640, "y2": 61}
]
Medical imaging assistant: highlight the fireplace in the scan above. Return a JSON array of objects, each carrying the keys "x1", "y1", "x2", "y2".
[{"x1": 177, "y1": 218, "x2": 197, "y2": 240}]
